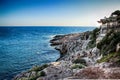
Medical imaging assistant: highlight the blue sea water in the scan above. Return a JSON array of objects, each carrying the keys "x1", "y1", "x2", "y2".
[{"x1": 0, "y1": 26, "x2": 95, "y2": 80}]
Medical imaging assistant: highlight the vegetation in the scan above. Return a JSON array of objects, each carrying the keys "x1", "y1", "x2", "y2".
[
  {"x1": 71, "y1": 64, "x2": 85, "y2": 69},
  {"x1": 20, "y1": 77, "x2": 29, "y2": 80},
  {"x1": 29, "y1": 76, "x2": 38, "y2": 80},
  {"x1": 111, "y1": 10, "x2": 120, "y2": 24},
  {"x1": 38, "y1": 71, "x2": 46, "y2": 77},
  {"x1": 19, "y1": 75, "x2": 38, "y2": 80},
  {"x1": 97, "y1": 52, "x2": 120, "y2": 63},
  {"x1": 111, "y1": 10, "x2": 120, "y2": 16},
  {"x1": 72, "y1": 58, "x2": 86, "y2": 69},
  {"x1": 97, "y1": 52, "x2": 116, "y2": 63},
  {"x1": 73, "y1": 58, "x2": 87, "y2": 66},
  {"x1": 30, "y1": 64, "x2": 49, "y2": 72},
  {"x1": 97, "y1": 30, "x2": 120, "y2": 55},
  {"x1": 87, "y1": 28, "x2": 100, "y2": 49},
  {"x1": 28, "y1": 71, "x2": 46, "y2": 80},
  {"x1": 97, "y1": 10, "x2": 120, "y2": 63}
]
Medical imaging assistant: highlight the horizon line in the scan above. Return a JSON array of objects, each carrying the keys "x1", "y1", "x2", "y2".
[{"x1": 0, "y1": 25, "x2": 98, "y2": 27}]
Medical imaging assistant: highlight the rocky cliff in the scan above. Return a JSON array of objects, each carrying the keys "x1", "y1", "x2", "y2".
[
  {"x1": 14, "y1": 30, "x2": 101, "y2": 80},
  {"x1": 50, "y1": 31, "x2": 90, "y2": 60},
  {"x1": 14, "y1": 26, "x2": 120, "y2": 80}
]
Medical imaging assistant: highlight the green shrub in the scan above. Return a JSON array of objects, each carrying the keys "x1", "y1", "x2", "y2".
[
  {"x1": 87, "y1": 41, "x2": 96, "y2": 49},
  {"x1": 40, "y1": 71, "x2": 46, "y2": 76},
  {"x1": 97, "y1": 31, "x2": 120, "y2": 55},
  {"x1": 87, "y1": 28, "x2": 100, "y2": 49},
  {"x1": 28, "y1": 71, "x2": 46, "y2": 80},
  {"x1": 111, "y1": 10, "x2": 120, "y2": 16},
  {"x1": 97, "y1": 52, "x2": 120, "y2": 63},
  {"x1": 71, "y1": 64, "x2": 85, "y2": 69},
  {"x1": 73, "y1": 58, "x2": 87, "y2": 66},
  {"x1": 115, "y1": 59, "x2": 120, "y2": 66},
  {"x1": 37, "y1": 71, "x2": 46, "y2": 77},
  {"x1": 30, "y1": 64, "x2": 49, "y2": 72},
  {"x1": 97, "y1": 53, "x2": 115, "y2": 63}
]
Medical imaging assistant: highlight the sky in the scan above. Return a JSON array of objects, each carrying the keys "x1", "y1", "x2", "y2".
[{"x1": 0, "y1": 0, "x2": 120, "y2": 26}]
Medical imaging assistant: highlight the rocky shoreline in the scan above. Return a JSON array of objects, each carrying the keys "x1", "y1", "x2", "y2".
[
  {"x1": 14, "y1": 31, "x2": 91, "y2": 79},
  {"x1": 13, "y1": 30, "x2": 100, "y2": 80},
  {"x1": 13, "y1": 29, "x2": 120, "y2": 80},
  {"x1": 50, "y1": 32, "x2": 90, "y2": 59}
]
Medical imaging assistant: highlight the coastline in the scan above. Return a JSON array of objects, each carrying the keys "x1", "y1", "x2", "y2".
[
  {"x1": 14, "y1": 28, "x2": 120, "y2": 80},
  {"x1": 13, "y1": 31, "x2": 92, "y2": 80},
  {"x1": 0, "y1": 27, "x2": 95, "y2": 80},
  {"x1": 13, "y1": 10, "x2": 120, "y2": 79},
  {"x1": 50, "y1": 32, "x2": 90, "y2": 60}
]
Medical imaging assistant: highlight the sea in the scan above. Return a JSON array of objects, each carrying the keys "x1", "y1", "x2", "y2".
[{"x1": 0, "y1": 26, "x2": 95, "y2": 80}]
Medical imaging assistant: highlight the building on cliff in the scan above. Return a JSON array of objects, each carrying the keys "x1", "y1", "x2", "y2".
[
  {"x1": 98, "y1": 15, "x2": 118, "y2": 33},
  {"x1": 96, "y1": 10, "x2": 120, "y2": 44}
]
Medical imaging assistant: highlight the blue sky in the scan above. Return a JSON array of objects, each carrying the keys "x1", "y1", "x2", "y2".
[{"x1": 0, "y1": 0, "x2": 120, "y2": 26}]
